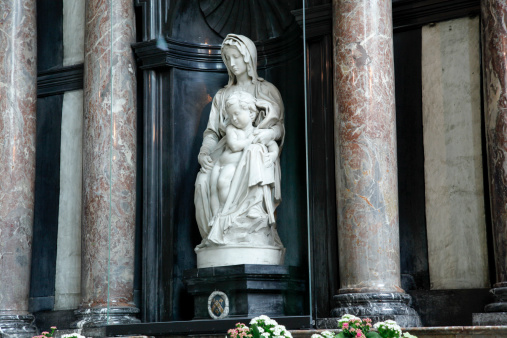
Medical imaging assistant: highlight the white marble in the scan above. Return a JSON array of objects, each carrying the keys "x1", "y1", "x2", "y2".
[
  {"x1": 63, "y1": 0, "x2": 85, "y2": 66},
  {"x1": 196, "y1": 246, "x2": 285, "y2": 268},
  {"x1": 54, "y1": 90, "x2": 83, "y2": 310},
  {"x1": 194, "y1": 35, "x2": 285, "y2": 266},
  {"x1": 422, "y1": 17, "x2": 489, "y2": 289}
]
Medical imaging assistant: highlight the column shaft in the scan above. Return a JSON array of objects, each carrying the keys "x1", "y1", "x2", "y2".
[
  {"x1": 481, "y1": 0, "x2": 507, "y2": 312},
  {"x1": 331, "y1": 0, "x2": 419, "y2": 326},
  {"x1": 0, "y1": 0, "x2": 38, "y2": 335},
  {"x1": 76, "y1": 0, "x2": 139, "y2": 327}
]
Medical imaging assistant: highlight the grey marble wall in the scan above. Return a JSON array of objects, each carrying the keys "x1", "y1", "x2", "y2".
[
  {"x1": 53, "y1": 0, "x2": 85, "y2": 311},
  {"x1": 421, "y1": 17, "x2": 489, "y2": 290},
  {"x1": 63, "y1": 0, "x2": 84, "y2": 66},
  {"x1": 54, "y1": 89, "x2": 83, "y2": 310}
]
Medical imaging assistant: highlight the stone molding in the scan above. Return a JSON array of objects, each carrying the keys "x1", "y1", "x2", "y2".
[
  {"x1": 132, "y1": 23, "x2": 302, "y2": 71},
  {"x1": 37, "y1": 64, "x2": 84, "y2": 97}
]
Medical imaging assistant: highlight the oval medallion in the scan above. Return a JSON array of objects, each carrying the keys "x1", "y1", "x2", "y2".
[{"x1": 208, "y1": 290, "x2": 229, "y2": 319}]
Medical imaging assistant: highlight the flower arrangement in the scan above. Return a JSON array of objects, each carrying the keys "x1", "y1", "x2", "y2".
[
  {"x1": 32, "y1": 326, "x2": 56, "y2": 338},
  {"x1": 227, "y1": 315, "x2": 292, "y2": 338},
  {"x1": 32, "y1": 327, "x2": 84, "y2": 338},
  {"x1": 337, "y1": 314, "x2": 372, "y2": 337},
  {"x1": 310, "y1": 314, "x2": 417, "y2": 338}
]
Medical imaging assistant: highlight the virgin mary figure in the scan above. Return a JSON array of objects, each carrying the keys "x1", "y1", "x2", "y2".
[{"x1": 194, "y1": 34, "x2": 285, "y2": 266}]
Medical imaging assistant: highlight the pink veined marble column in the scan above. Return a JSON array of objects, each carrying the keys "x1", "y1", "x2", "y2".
[
  {"x1": 331, "y1": 0, "x2": 419, "y2": 326},
  {"x1": 75, "y1": 0, "x2": 139, "y2": 327},
  {"x1": 0, "y1": 0, "x2": 38, "y2": 336},
  {"x1": 481, "y1": 0, "x2": 507, "y2": 314}
]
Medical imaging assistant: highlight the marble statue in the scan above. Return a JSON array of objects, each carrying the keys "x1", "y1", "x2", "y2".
[{"x1": 194, "y1": 34, "x2": 285, "y2": 267}]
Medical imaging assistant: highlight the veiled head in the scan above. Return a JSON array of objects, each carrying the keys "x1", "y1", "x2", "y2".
[{"x1": 221, "y1": 34, "x2": 260, "y2": 87}]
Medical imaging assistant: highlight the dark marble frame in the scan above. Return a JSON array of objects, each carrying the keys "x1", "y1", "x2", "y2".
[{"x1": 134, "y1": 0, "x2": 309, "y2": 324}]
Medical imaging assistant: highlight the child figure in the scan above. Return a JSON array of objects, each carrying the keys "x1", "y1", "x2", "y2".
[{"x1": 210, "y1": 91, "x2": 279, "y2": 217}]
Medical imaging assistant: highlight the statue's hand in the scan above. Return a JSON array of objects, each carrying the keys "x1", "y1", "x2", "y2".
[
  {"x1": 252, "y1": 128, "x2": 275, "y2": 145},
  {"x1": 198, "y1": 153, "x2": 214, "y2": 172}
]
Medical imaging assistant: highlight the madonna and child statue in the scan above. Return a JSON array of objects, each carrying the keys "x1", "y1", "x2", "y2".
[{"x1": 194, "y1": 34, "x2": 285, "y2": 268}]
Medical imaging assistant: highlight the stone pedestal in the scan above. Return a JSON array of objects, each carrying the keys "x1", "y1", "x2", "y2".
[
  {"x1": 474, "y1": 0, "x2": 507, "y2": 326},
  {"x1": 331, "y1": 0, "x2": 419, "y2": 326},
  {"x1": 196, "y1": 246, "x2": 285, "y2": 268},
  {"x1": 0, "y1": 0, "x2": 38, "y2": 336},
  {"x1": 76, "y1": 0, "x2": 139, "y2": 327},
  {"x1": 184, "y1": 265, "x2": 304, "y2": 319}
]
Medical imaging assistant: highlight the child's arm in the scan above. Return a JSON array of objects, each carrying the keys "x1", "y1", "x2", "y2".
[{"x1": 226, "y1": 125, "x2": 253, "y2": 152}]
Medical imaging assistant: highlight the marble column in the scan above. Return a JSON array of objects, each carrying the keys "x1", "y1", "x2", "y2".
[
  {"x1": 478, "y1": 0, "x2": 507, "y2": 319},
  {"x1": 74, "y1": 0, "x2": 139, "y2": 327},
  {"x1": 331, "y1": 0, "x2": 419, "y2": 327},
  {"x1": 0, "y1": 0, "x2": 38, "y2": 336}
]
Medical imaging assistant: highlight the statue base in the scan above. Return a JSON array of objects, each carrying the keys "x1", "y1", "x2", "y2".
[
  {"x1": 195, "y1": 245, "x2": 285, "y2": 268},
  {"x1": 184, "y1": 264, "x2": 304, "y2": 319}
]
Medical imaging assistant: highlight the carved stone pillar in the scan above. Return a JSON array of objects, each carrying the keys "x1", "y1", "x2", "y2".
[
  {"x1": 75, "y1": 0, "x2": 139, "y2": 327},
  {"x1": 331, "y1": 0, "x2": 420, "y2": 326},
  {"x1": 0, "y1": 0, "x2": 38, "y2": 336},
  {"x1": 473, "y1": 0, "x2": 507, "y2": 325}
]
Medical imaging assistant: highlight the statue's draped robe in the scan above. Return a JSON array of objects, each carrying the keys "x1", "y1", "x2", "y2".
[{"x1": 195, "y1": 80, "x2": 285, "y2": 248}]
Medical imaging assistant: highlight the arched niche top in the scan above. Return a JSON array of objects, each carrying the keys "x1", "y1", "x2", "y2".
[{"x1": 199, "y1": 0, "x2": 294, "y2": 42}]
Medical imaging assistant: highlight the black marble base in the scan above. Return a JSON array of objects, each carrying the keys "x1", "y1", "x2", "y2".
[
  {"x1": 71, "y1": 306, "x2": 140, "y2": 328},
  {"x1": 331, "y1": 292, "x2": 421, "y2": 327},
  {"x1": 484, "y1": 287, "x2": 507, "y2": 312},
  {"x1": 184, "y1": 264, "x2": 305, "y2": 319},
  {"x1": 0, "y1": 313, "x2": 37, "y2": 338}
]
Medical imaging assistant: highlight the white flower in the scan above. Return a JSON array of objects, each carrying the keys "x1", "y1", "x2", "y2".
[
  {"x1": 261, "y1": 333, "x2": 270, "y2": 338},
  {"x1": 321, "y1": 331, "x2": 334, "y2": 338},
  {"x1": 267, "y1": 319, "x2": 278, "y2": 326},
  {"x1": 258, "y1": 327, "x2": 265, "y2": 333}
]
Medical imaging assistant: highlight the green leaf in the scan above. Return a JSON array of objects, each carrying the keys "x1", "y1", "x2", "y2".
[
  {"x1": 251, "y1": 324, "x2": 261, "y2": 338},
  {"x1": 335, "y1": 333, "x2": 347, "y2": 338},
  {"x1": 365, "y1": 333, "x2": 382, "y2": 338}
]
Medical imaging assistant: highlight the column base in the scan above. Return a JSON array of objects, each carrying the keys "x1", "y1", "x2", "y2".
[
  {"x1": 473, "y1": 287, "x2": 507, "y2": 325},
  {"x1": 484, "y1": 287, "x2": 507, "y2": 312},
  {"x1": 0, "y1": 313, "x2": 37, "y2": 338},
  {"x1": 331, "y1": 292, "x2": 421, "y2": 327},
  {"x1": 72, "y1": 306, "x2": 140, "y2": 328}
]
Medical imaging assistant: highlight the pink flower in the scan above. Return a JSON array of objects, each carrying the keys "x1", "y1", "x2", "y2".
[
  {"x1": 356, "y1": 329, "x2": 363, "y2": 337},
  {"x1": 50, "y1": 326, "x2": 57, "y2": 329},
  {"x1": 350, "y1": 327, "x2": 356, "y2": 332},
  {"x1": 343, "y1": 323, "x2": 349, "y2": 328}
]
